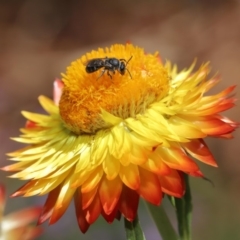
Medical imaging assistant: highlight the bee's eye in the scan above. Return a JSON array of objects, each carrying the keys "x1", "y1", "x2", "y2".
[{"x1": 120, "y1": 63, "x2": 125, "y2": 71}]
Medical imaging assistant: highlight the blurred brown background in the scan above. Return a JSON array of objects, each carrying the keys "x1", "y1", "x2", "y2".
[{"x1": 0, "y1": 0, "x2": 240, "y2": 239}]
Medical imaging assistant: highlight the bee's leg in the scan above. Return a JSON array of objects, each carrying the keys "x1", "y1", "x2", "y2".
[
  {"x1": 97, "y1": 69, "x2": 105, "y2": 80},
  {"x1": 107, "y1": 70, "x2": 113, "y2": 79}
]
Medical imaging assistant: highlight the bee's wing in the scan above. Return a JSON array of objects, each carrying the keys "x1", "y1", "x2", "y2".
[{"x1": 82, "y1": 58, "x2": 106, "y2": 66}]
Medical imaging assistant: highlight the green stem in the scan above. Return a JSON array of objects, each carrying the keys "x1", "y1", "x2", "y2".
[
  {"x1": 124, "y1": 215, "x2": 146, "y2": 240},
  {"x1": 174, "y1": 174, "x2": 192, "y2": 240},
  {"x1": 146, "y1": 202, "x2": 179, "y2": 240}
]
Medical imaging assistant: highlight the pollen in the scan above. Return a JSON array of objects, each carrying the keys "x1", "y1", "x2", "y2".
[{"x1": 59, "y1": 44, "x2": 169, "y2": 134}]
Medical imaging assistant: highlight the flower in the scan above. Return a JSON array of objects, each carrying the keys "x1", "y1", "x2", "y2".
[
  {"x1": 0, "y1": 184, "x2": 42, "y2": 239},
  {"x1": 2, "y1": 44, "x2": 238, "y2": 233}
]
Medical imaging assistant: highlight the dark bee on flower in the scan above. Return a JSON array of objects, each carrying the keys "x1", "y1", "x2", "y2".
[{"x1": 85, "y1": 56, "x2": 133, "y2": 80}]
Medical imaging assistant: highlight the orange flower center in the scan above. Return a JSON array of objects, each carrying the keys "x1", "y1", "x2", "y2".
[{"x1": 59, "y1": 44, "x2": 169, "y2": 134}]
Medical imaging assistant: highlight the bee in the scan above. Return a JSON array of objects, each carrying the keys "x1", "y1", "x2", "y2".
[{"x1": 85, "y1": 56, "x2": 132, "y2": 80}]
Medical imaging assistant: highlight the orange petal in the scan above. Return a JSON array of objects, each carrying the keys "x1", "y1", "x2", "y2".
[
  {"x1": 119, "y1": 163, "x2": 140, "y2": 190},
  {"x1": 99, "y1": 176, "x2": 122, "y2": 215},
  {"x1": 101, "y1": 203, "x2": 119, "y2": 223},
  {"x1": 156, "y1": 146, "x2": 199, "y2": 173},
  {"x1": 142, "y1": 151, "x2": 171, "y2": 175},
  {"x1": 49, "y1": 177, "x2": 76, "y2": 224},
  {"x1": 182, "y1": 139, "x2": 217, "y2": 167},
  {"x1": 218, "y1": 115, "x2": 239, "y2": 128},
  {"x1": 159, "y1": 170, "x2": 185, "y2": 197},
  {"x1": 85, "y1": 194, "x2": 102, "y2": 224},
  {"x1": 196, "y1": 116, "x2": 235, "y2": 136},
  {"x1": 82, "y1": 187, "x2": 98, "y2": 210},
  {"x1": 0, "y1": 184, "x2": 6, "y2": 212},
  {"x1": 199, "y1": 99, "x2": 235, "y2": 116},
  {"x1": 11, "y1": 181, "x2": 39, "y2": 197},
  {"x1": 71, "y1": 169, "x2": 93, "y2": 188},
  {"x1": 25, "y1": 120, "x2": 37, "y2": 129},
  {"x1": 199, "y1": 85, "x2": 236, "y2": 115},
  {"x1": 188, "y1": 170, "x2": 204, "y2": 177},
  {"x1": 74, "y1": 189, "x2": 90, "y2": 233},
  {"x1": 119, "y1": 185, "x2": 139, "y2": 221},
  {"x1": 38, "y1": 186, "x2": 61, "y2": 225},
  {"x1": 81, "y1": 167, "x2": 103, "y2": 193},
  {"x1": 137, "y1": 167, "x2": 162, "y2": 205}
]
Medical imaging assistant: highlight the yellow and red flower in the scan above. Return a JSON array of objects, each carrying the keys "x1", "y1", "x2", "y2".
[
  {"x1": 3, "y1": 44, "x2": 238, "y2": 233},
  {"x1": 0, "y1": 184, "x2": 42, "y2": 239}
]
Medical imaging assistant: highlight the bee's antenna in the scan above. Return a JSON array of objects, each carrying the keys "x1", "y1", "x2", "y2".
[
  {"x1": 126, "y1": 56, "x2": 133, "y2": 79},
  {"x1": 126, "y1": 69, "x2": 132, "y2": 79},
  {"x1": 126, "y1": 56, "x2": 133, "y2": 66}
]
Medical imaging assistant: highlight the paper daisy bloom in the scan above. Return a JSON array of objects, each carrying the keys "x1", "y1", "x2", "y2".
[
  {"x1": 0, "y1": 184, "x2": 42, "y2": 239},
  {"x1": 3, "y1": 44, "x2": 237, "y2": 233}
]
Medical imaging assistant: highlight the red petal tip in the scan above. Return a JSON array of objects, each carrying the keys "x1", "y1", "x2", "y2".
[{"x1": 11, "y1": 191, "x2": 23, "y2": 197}]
